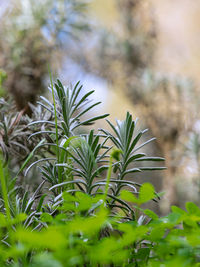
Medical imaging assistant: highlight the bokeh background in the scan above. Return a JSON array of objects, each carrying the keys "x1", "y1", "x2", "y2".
[{"x1": 1, "y1": 0, "x2": 200, "y2": 213}]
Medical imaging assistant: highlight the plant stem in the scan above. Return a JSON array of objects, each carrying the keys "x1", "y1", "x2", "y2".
[
  {"x1": 0, "y1": 156, "x2": 11, "y2": 224},
  {"x1": 49, "y1": 67, "x2": 62, "y2": 186},
  {"x1": 104, "y1": 155, "x2": 113, "y2": 202}
]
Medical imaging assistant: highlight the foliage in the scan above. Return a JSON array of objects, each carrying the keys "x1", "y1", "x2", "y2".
[
  {"x1": 25, "y1": 79, "x2": 164, "y2": 216},
  {"x1": 0, "y1": 180, "x2": 200, "y2": 266},
  {"x1": 0, "y1": 79, "x2": 199, "y2": 266}
]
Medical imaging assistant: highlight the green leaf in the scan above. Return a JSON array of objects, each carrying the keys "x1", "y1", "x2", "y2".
[
  {"x1": 136, "y1": 248, "x2": 150, "y2": 260},
  {"x1": 41, "y1": 213, "x2": 53, "y2": 223},
  {"x1": 120, "y1": 183, "x2": 155, "y2": 205},
  {"x1": 171, "y1": 205, "x2": 186, "y2": 215},
  {"x1": 73, "y1": 113, "x2": 109, "y2": 129},
  {"x1": 186, "y1": 202, "x2": 200, "y2": 215},
  {"x1": 120, "y1": 190, "x2": 139, "y2": 204},
  {"x1": 139, "y1": 183, "x2": 155, "y2": 204},
  {"x1": 165, "y1": 212, "x2": 182, "y2": 225},
  {"x1": 149, "y1": 225, "x2": 165, "y2": 241},
  {"x1": 144, "y1": 209, "x2": 159, "y2": 220},
  {"x1": 11, "y1": 213, "x2": 27, "y2": 224}
]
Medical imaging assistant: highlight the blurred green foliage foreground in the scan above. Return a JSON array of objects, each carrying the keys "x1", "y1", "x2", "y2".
[{"x1": 0, "y1": 80, "x2": 200, "y2": 266}]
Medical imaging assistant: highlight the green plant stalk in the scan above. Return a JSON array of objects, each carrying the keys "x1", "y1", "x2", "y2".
[
  {"x1": 60, "y1": 136, "x2": 79, "y2": 190},
  {"x1": 0, "y1": 155, "x2": 11, "y2": 224},
  {"x1": 104, "y1": 148, "x2": 122, "y2": 207},
  {"x1": 49, "y1": 68, "x2": 62, "y2": 185},
  {"x1": 104, "y1": 155, "x2": 113, "y2": 202}
]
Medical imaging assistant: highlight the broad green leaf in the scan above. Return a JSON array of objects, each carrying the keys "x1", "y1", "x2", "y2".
[
  {"x1": 171, "y1": 205, "x2": 186, "y2": 215},
  {"x1": 139, "y1": 183, "x2": 155, "y2": 204},
  {"x1": 144, "y1": 209, "x2": 159, "y2": 220},
  {"x1": 41, "y1": 213, "x2": 53, "y2": 223},
  {"x1": 186, "y1": 202, "x2": 200, "y2": 216},
  {"x1": 120, "y1": 190, "x2": 139, "y2": 204},
  {"x1": 165, "y1": 212, "x2": 182, "y2": 225},
  {"x1": 149, "y1": 225, "x2": 165, "y2": 241}
]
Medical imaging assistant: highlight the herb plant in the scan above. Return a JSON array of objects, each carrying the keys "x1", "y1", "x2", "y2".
[{"x1": 0, "y1": 79, "x2": 199, "y2": 266}]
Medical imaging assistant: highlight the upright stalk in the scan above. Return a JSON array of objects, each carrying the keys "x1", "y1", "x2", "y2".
[
  {"x1": 0, "y1": 156, "x2": 11, "y2": 227},
  {"x1": 104, "y1": 149, "x2": 121, "y2": 202},
  {"x1": 103, "y1": 155, "x2": 113, "y2": 202},
  {"x1": 49, "y1": 68, "x2": 62, "y2": 186}
]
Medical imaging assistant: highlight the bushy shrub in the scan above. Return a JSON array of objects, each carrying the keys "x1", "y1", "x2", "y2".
[{"x1": 0, "y1": 80, "x2": 199, "y2": 266}]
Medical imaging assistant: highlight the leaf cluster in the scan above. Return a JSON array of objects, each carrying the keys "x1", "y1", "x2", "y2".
[
  {"x1": 24, "y1": 79, "x2": 165, "y2": 219},
  {"x1": 3, "y1": 79, "x2": 195, "y2": 267},
  {"x1": 0, "y1": 185, "x2": 200, "y2": 266}
]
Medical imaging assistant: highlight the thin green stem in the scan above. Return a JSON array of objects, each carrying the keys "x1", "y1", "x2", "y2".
[
  {"x1": 103, "y1": 155, "x2": 113, "y2": 202},
  {"x1": 0, "y1": 156, "x2": 11, "y2": 226},
  {"x1": 48, "y1": 67, "x2": 62, "y2": 186}
]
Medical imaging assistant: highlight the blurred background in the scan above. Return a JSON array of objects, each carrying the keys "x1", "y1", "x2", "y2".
[{"x1": 1, "y1": 0, "x2": 200, "y2": 213}]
